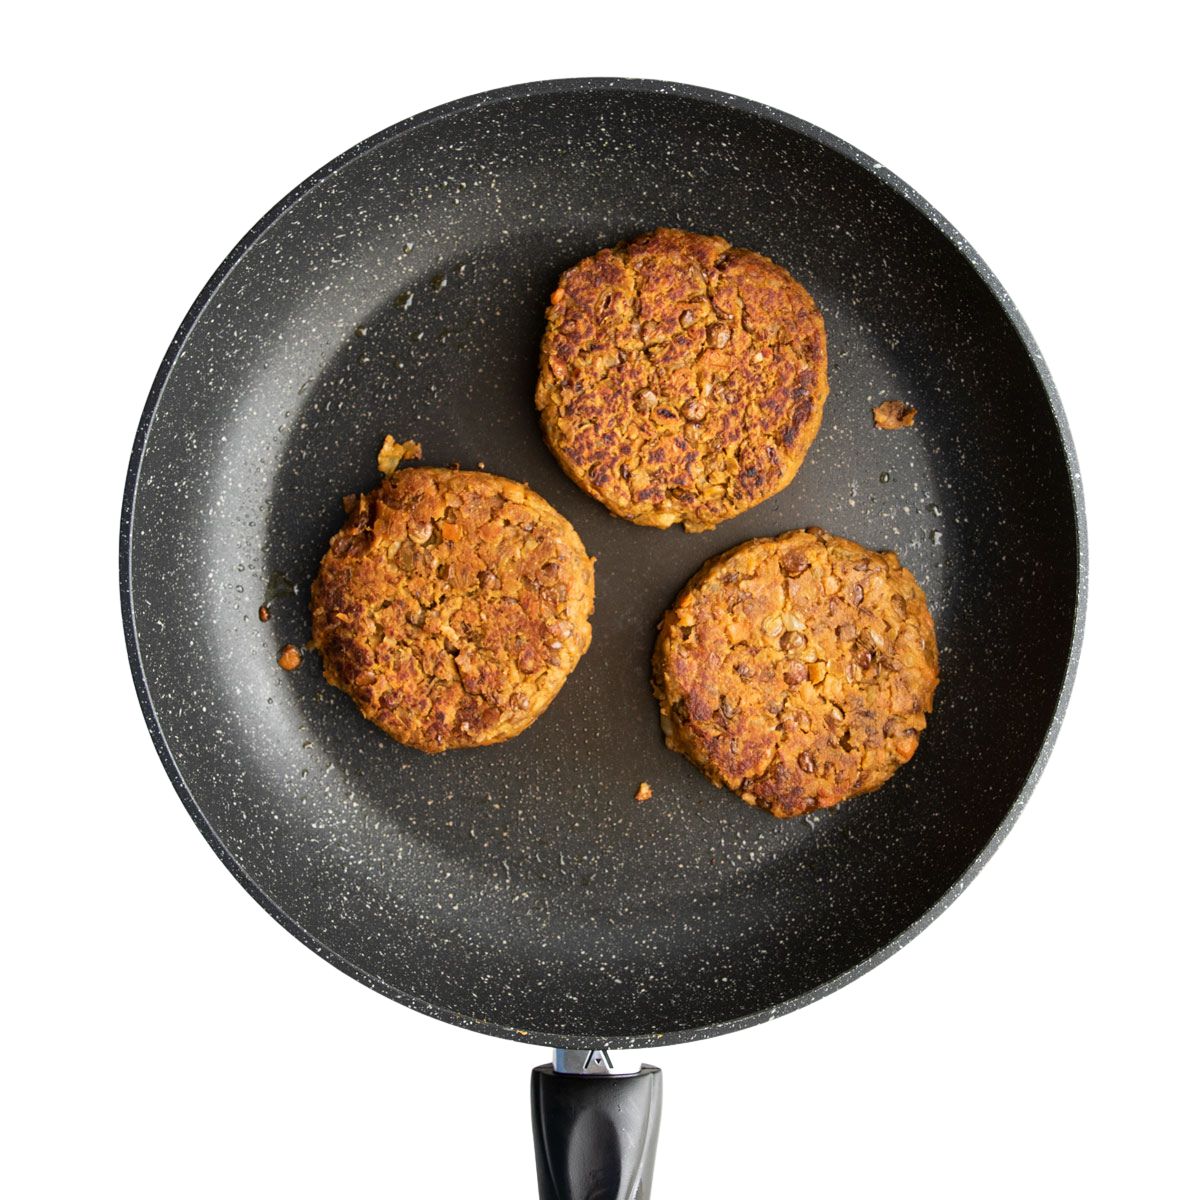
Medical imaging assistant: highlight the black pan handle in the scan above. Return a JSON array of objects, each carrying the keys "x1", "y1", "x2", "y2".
[{"x1": 531, "y1": 1056, "x2": 662, "y2": 1200}]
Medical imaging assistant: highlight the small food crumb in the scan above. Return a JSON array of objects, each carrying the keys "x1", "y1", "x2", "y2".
[
  {"x1": 258, "y1": 605, "x2": 270, "y2": 622},
  {"x1": 477, "y1": 461, "x2": 485, "y2": 469},
  {"x1": 278, "y1": 644, "x2": 302, "y2": 671},
  {"x1": 873, "y1": 400, "x2": 917, "y2": 429},
  {"x1": 377, "y1": 434, "x2": 423, "y2": 474},
  {"x1": 635, "y1": 782, "x2": 653, "y2": 803}
]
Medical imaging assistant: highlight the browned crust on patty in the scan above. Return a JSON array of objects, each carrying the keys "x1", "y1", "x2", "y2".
[
  {"x1": 652, "y1": 528, "x2": 937, "y2": 817},
  {"x1": 535, "y1": 228, "x2": 828, "y2": 532},
  {"x1": 311, "y1": 467, "x2": 594, "y2": 752}
]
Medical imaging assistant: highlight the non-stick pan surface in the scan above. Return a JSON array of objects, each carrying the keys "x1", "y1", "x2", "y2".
[{"x1": 122, "y1": 79, "x2": 1084, "y2": 1049}]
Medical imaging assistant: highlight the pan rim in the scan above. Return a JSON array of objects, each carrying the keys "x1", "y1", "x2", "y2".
[{"x1": 120, "y1": 76, "x2": 1087, "y2": 1050}]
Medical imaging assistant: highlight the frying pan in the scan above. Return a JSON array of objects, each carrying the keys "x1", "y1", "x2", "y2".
[{"x1": 121, "y1": 78, "x2": 1085, "y2": 1197}]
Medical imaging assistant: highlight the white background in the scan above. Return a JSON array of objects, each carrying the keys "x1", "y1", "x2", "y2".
[{"x1": 5, "y1": 3, "x2": 1196, "y2": 1196}]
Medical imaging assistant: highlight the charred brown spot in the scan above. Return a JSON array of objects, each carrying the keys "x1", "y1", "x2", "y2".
[{"x1": 781, "y1": 550, "x2": 810, "y2": 577}]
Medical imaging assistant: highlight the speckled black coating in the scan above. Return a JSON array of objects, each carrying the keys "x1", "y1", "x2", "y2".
[{"x1": 121, "y1": 79, "x2": 1086, "y2": 1049}]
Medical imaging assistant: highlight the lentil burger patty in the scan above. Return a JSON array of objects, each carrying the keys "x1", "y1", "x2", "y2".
[
  {"x1": 653, "y1": 528, "x2": 937, "y2": 817},
  {"x1": 311, "y1": 467, "x2": 594, "y2": 752},
  {"x1": 536, "y1": 228, "x2": 828, "y2": 531}
]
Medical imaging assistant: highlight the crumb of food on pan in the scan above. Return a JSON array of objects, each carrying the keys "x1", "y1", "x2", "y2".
[
  {"x1": 278, "y1": 644, "x2": 302, "y2": 671},
  {"x1": 477, "y1": 461, "x2": 485, "y2": 469},
  {"x1": 635, "y1": 782, "x2": 654, "y2": 803},
  {"x1": 377, "y1": 434, "x2": 423, "y2": 474},
  {"x1": 258, "y1": 605, "x2": 270, "y2": 622},
  {"x1": 872, "y1": 400, "x2": 917, "y2": 429}
]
